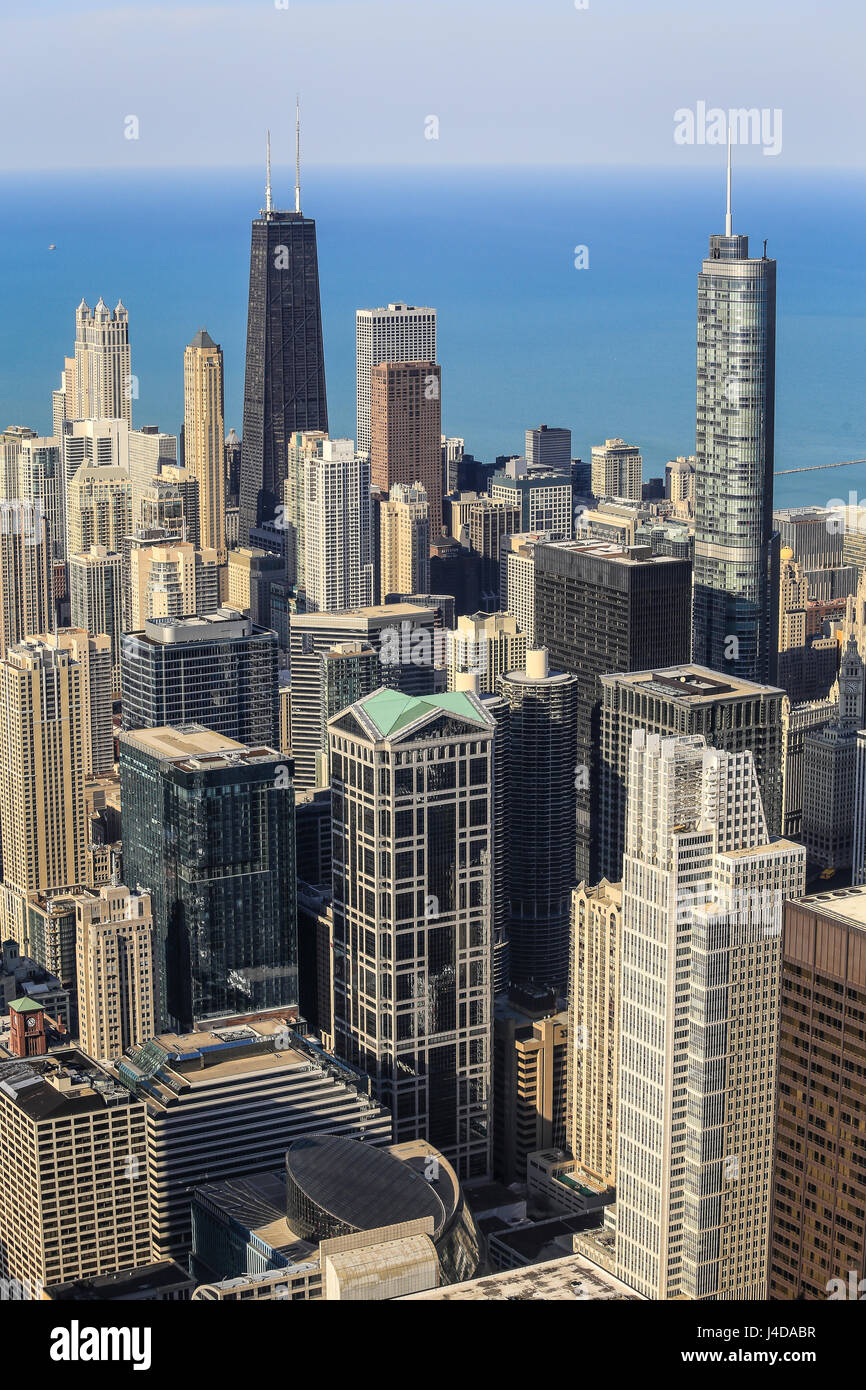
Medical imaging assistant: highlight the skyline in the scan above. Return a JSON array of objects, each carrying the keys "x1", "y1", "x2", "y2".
[
  {"x1": 2, "y1": 0, "x2": 866, "y2": 1328},
  {"x1": 2, "y1": 160, "x2": 864, "y2": 500}
]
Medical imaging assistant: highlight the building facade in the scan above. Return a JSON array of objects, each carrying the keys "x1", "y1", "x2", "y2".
[
  {"x1": 183, "y1": 329, "x2": 226, "y2": 558},
  {"x1": 118, "y1": 725, "x2": 297, "y2": 1031},
  {"x1": 692, "y1": 203, "x2": 779, "y2": 683},
  {"x1": 328, "y1": 688, "x2": 496, "y2": 1179},
  {"x1": 615, "y1": 732, "x2": 805, "y2": 1301},
  {"x1": 239, "y1": 174, "x2": 328, "y2": 545},
  {"x1": 120, "y1": 609, "x2": 279, "y2": 749},
  {"x1": 356, "y1": 303, "x2": 436, "y2": 456}
]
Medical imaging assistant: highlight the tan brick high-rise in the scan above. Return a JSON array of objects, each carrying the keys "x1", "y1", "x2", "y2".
[
  {"x1": 0, "y1": 639, "x2": 87, "y2": 946},
  {"x1": 75, "y1": 884, "x2": 156, "y2": 1061},
  {"x1": 184, "y1": 329, "x2": 226, "y2": 558}
]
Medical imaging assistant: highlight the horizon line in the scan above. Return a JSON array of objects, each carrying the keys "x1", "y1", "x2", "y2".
[{"x1": 1, "y1": 158, "x2": 864, "y2": 172}]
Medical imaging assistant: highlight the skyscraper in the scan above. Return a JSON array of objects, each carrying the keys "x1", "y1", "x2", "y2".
[
  {"x1": 34, "y1": 629, "x2": 113, "y2": 778},
  {"x1": 769, "y1": 888, "x2": 866, "y2": 1300},
  {"x1": 0, "y1": 639, "x2": 87, "y2": 944},
  {"x1": 615, "y1": 732, "x2": 805, "y2": 1300},
  {"x1": 304, "y1": 439, "x2": 374, "y2": 612},
  {"x1": 379, "y1": 482, "x2": 431, "y2": 601},
  {"x1": 598, "y1": 664, "x2": 785, "y2": 881},
  {"x1": 0, "y1": 1049, "x2": 149, "y2": 1292},
  {"x1": 121, "y1": 610, "x2": 278, "y2": 748},
  {"x1": 356, "y1": 303, "x2": 437, "y2": 456},
  {"x1": 118, "y1": 724, "x2": 297, "y2": 1030},
  {"x1": 370, "y1": 361, "x2": 442, "y2": 533},
  {"x1": 288, "y1": 604, "x2": 443, "y2": 790},
  {"x1": 126, "y1": 537, "x2": 220, "y2": 629},
  {"x1": 69, "y1": 546, "x2": 123, "y2": 697},
  {"x1": 498, "y1": 649, "x2": 578, "y2": 992},
  {"x1": 328, "y1": 687, "x2": 496, "y2": 1178},
  {"x1": 239, "y1": 125, "x2": 328, "y2": 546},
  {"x1": 0, "y1": 502, "x2": 52, "y2": 659},
  {"x1": 467, "y1": 497, "x2": 521, "y2": 607},
  {"x1": 15, "y1": 435, "x2": 65, "y2": 563},
  {"x1": 489, "y1": 458, "x2": 573, "y2": 537},
  {"x1": 500, "y1": 533, "x2": 544, "y2": 645},
  {"x1": 447, "y1": 612, "x2": 527, "y2": 698},
  {"x1": 183, "y1": 329, "x2": 226, "y2": 557},
  {"x1": 525, "y1": 425, "x2": 572, "y2": 474},
  {"x1": 127, "y1": 426, "x2": 178, "y2": 520},
  {"x1": 569, "y1": 880, "x2": 621, "y2": 1191},
  {"x1": 692, "y1": 150, "x2": 779, "y2": 683},
  {"x1": 139, "y1": 468, "x2": 201, "y2": 548},
  {"x1": 63, "y1": 297, "x2": 132, "y2": 425},
  {"x1": 534, "y1": 539, "x2": 692, "y2": 882},
  {"x1": 66, "y1": 463, "x2": 132, "y2": 557},
  {"x1": 74, "y1": 884, "x2": 155, "y2": 1060},
  {"x1": 590, "y1": 438, "x2": 642, "y2": 501}
]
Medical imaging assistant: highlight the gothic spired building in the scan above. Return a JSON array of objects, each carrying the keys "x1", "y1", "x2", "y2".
[
  {"x1": 239, "y1": 125, "x2": 328, "y2": 546},
  {"x1": 692, "y1": 148, "x2": 779, "y2": 683}
]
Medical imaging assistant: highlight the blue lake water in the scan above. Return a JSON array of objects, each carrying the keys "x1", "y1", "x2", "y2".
[{"x1": 1, "y1": 163, "x2": 864, "y2": 510}]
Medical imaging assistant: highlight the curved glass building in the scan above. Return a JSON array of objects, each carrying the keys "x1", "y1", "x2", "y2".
[
  {"x1": 285, "y1": 1134, "x2": 484, "y2": 1285},
  {"x1": 692, "y1": 170, "x2": 779, "y2": 684}
]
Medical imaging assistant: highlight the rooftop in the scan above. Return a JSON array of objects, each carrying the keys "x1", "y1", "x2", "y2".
[
  {"x1": 111, "y1": 1019, "x2": 375, "y2": 1111},
  {"x1": 138, "y1": 609, "x2": 264, "y2": 644},
  {"x1": 603, "y1": 664, "x2": 783, "y2": 701},
  {"x1": 343, "y1": 688, "x2": 493, "y2": 739},
  {"x1": 0, "y1": 1051, "x2": 135, "y2": 1121},
  {"x1": 537, "y1": 539, "x2": 685, "y2": 567},
  {"x1": 118, "y1": 724, "x2": 280, "y2": 771},
  {"x1": 286, "y1": 1134, "x2": 449, "y2": 1237},
  {"x1": 399, "y1": 1252, "x2": 641, "y2": 1301},
  {"x1": 796, "y1": 885, "x2": 866, "y2": 929},
  {"x1": 44, "y1": 1261, "x2": 194, "y2": 1301}
]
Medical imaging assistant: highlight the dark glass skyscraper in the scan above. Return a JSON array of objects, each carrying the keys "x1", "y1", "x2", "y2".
[
  {"x1": 239, "y1": 131, "x2": 328, "y2": 545},
  {"x1": 534, "y1": 539, "x2": 692, "y2": 883},
  {"x1": 121, "y1": 610, "x2": 279, "y2": 749},
  {"x1": 498, "y1": 649, "x2": 578, "y2": 993},
  {"x1": 692, "y1": 158, "x2": 779, "y2": 682},
  {"x1": 118, "y1": 724, "x2": 297, "y2": 1031}
]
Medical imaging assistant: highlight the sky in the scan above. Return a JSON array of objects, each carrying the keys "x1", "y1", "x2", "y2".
[{"x1": 0, "y1": 0, "x2": 863, "y2": 171}]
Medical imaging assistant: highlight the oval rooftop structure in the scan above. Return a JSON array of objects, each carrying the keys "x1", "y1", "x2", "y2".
[{"x1": 285, "y1": 1134, "x2": 447, "y2": 1241}]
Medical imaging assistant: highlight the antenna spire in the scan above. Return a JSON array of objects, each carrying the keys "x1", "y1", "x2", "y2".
[
  {"x1": 295, "y1": 95, "x2": 301, "y2": 214},
  {"x1": 265, "y1": 130, "x2": 272, "y2": 213},
  {"x1": 725, "y1": 130, "x2": 732, "y2": 236}
]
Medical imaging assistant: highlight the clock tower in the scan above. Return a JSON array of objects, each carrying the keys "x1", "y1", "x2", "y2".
[{"x1": 8, "y1": 998, "x2": 47, "y2": 1058}]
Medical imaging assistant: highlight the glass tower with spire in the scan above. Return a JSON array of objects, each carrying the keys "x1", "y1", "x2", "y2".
[
  {"x1": 692, "y1": 145, "x2": 779, "y2": 683},
  {"x1": 239, "y1": 112, "x2": 328, "y2": 547}
]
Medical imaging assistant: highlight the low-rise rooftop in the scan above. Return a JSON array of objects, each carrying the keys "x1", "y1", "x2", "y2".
[{"x1": 399, "y1": 1252, "x2": 641, "y2": 1301}]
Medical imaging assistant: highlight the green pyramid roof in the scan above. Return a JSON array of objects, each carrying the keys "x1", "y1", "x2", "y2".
[
  {"x1": 361, "y1": 689, "x2": 484, "y2": 738},
  {"x1": 9, "y1": 997, "x2": 44, "y2": 1013}
]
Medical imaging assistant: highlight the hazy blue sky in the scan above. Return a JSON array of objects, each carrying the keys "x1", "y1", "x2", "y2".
[{"x1": 1, "y1": 0, "x2": 862, "y2": 171}]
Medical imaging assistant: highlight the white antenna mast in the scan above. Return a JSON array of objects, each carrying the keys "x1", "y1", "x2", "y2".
[
  {"x1": 725, "y1": 130, "x2": 732, "y2": 237},
  {"x1": 265, "y1": 130, "x2": 273, "y2": 214},
  {"x1": 295, "y1": 95, "x2": 301, "y2": 214}
]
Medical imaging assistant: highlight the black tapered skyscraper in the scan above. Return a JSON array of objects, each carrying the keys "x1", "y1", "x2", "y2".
[{"x1": 239, "y1": 119, "x2": 328, "y2": 546}]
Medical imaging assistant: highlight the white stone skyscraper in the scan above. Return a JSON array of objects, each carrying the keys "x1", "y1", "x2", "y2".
[
  {"x1": 56, "y1": 298, "x2": 133, "y2": 427},
  {"x1": 303, "y1": 439, "x2": 374, "y2": 613},
  {"x1": 615, "y1": 731, "x2": 804, "y2": 1301},
  {"x1": 356, "y1": 302, "x2": 437, "y2": 455}
]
